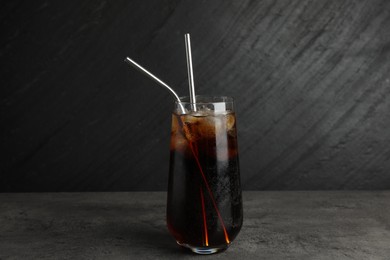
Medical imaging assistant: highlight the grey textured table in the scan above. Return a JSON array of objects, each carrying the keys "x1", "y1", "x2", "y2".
[{"x1": 0, "y1": 192, "x2": 389, "y2": 259}]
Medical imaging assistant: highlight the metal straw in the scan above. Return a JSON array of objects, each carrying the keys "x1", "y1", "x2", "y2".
[
  {"x1": 184, "y1": 33, "x2": 197, "y2": 111},
  {"x1": 124, "y1": 57, "x2": 185, "y2": 113}
]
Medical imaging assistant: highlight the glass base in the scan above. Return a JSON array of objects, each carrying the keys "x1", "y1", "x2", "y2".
[{"x1": 177, "y1": 241, "x2": 228, "y2": 255}]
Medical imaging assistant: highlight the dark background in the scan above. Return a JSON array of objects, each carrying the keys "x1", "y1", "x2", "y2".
[{"x1": 1, "y1": 0, "x2": 390, "y2": 191}]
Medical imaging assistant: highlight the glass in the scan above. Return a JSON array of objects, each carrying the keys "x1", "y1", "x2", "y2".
[{"x1": 166, "y1": 96, "x2": 243, "y2": 254}]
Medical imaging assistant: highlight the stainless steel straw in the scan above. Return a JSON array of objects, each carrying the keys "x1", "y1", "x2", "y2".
[
  {"x1": 124, "y1": 57, "x2": 185, "y2": 113},
  {"x1": 184, "y1": 33, "x2": 197, "y2": 111}
]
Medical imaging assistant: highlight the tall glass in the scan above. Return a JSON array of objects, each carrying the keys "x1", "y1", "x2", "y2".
[{"x1": 167, "y1": 96, "x2": 243, "y2": 254}]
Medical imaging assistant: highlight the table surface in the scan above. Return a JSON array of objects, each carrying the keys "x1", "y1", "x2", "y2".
[{"x1": 0, "y1": 191, "x2": 389, "y2": 260}]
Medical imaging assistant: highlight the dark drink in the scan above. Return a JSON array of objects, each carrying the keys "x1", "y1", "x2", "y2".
[{"x1": 167, "y1": 96, "x2": 243, "y2": 254}]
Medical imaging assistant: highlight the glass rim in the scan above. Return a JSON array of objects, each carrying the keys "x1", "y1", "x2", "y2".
[{"x1": 175, "y1": 95, "x2": 234, "y2": 105}]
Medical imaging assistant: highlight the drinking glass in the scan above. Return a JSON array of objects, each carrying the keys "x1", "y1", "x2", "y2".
[{"x1": 166, "y1": 96, "x2": 243, "y2": 254}]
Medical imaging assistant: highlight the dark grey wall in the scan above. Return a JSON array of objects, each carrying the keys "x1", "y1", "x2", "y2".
[{"x1": 1, "y1": 0, "x2": 390, "y2": 191}]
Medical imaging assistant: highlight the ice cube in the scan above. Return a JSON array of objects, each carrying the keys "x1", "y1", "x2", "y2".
[{"x1": 225, "y1": 113, "x2": 235, "y2": 130}]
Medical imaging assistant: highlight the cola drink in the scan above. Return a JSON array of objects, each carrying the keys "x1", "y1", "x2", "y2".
[{"x1": 166, "y1": 96, "x2": 243, "y2": 254}]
